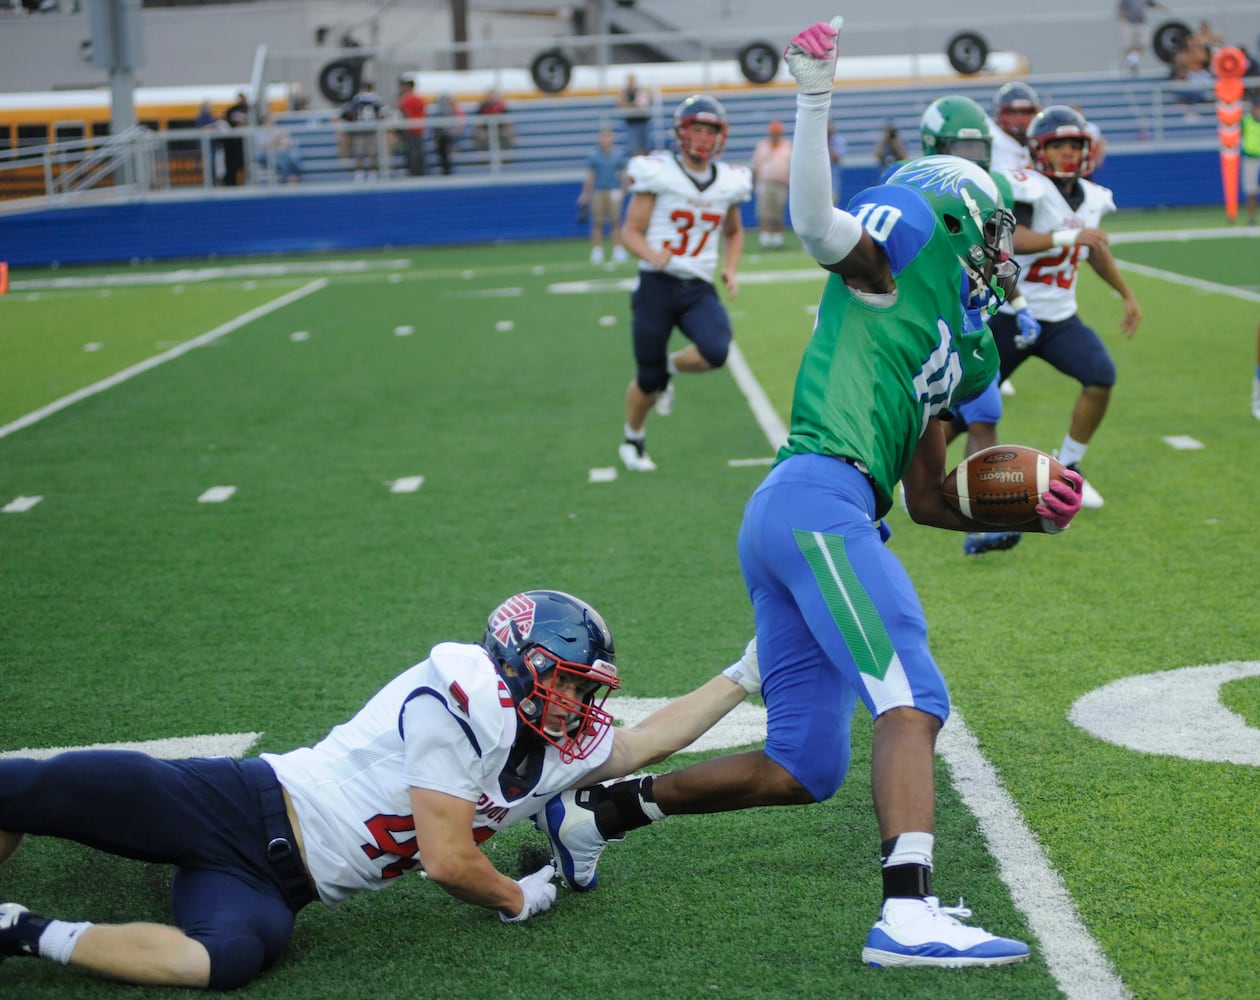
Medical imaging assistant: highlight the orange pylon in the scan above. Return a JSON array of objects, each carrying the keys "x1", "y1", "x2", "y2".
[{"x1": 1212, "y1": 46, "x2": 1247, "y2": 221}]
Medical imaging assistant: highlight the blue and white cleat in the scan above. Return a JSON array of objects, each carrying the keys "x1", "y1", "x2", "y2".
[
  {"x1": 538, "y1": 788, "x2": 619, "y2": 891},
  {"x1": 861, "y1": 896, "x2": 1031, "y2": 968},
  {"x1": 963, "y1": 531, "x2": 1022, "y2": 556}
]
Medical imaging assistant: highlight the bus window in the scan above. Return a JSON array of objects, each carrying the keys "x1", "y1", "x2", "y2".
[
  {"x1": 0, "y1": 124, "x2": 12, "y2": 153},
  {"x1": 92, "y1": 122, "x2": 111, "y2": 139},
  {"x1": 18, "y1": 124, "x2": 49, "y2": 148},
  {"x1": 55, "y1": 121, "x2": 87, "y2": 142}
]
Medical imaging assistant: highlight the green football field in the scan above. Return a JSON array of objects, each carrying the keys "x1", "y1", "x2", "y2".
[{"x1": 1, "y1": 206, "x2": 1257, "y2": 999}]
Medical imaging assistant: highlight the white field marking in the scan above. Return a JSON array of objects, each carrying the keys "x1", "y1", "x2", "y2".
[
  {"x1": 1069, "y1": 662, "x2": 1260, "y2": 767},
  {"x1": 198, "y1": 485, "x2": 236, "y2": 503},
  {"x1": 2, "y1": 496, "x2": 43, "y2": 513},
  {"x1": 243, "y1": 281, "x2": 257, "y2": 290},
  {"x1": 1162, "y1": 435, "x2": 1204, "y2": 450},
  {"x1": 445, "y1": 287, "x2": 524, "y2": 299},
  {"x1": 494, "y1": 319, "x2": 515, "y2": 331},
  {"x1": 388, "y1": 273, "x2": 402, "y2": 283},
  {"x1": 290, "y1": 330, "x2": 310, "y2": 342},
  {"x1": 727, "y1": 456, "x2": 774, "y2": 467},
  {"x1": 393, "y1": 324, "x2": 414, "y2": 336},
  {"x1": 1109, "y1": 227, "x2": 1260, "y2": 245},
  {"x1": 8, "y1": 259, "x2": 409, "y2": 293},
  {"x1": 0, "y1": 732, "x2": 263, "y2": 762},
  {"x1": 607, "y1": 698, "x2": 766, "y2": 754},
  {"x1": 1113, "y1": 259, "x2": 1260, "y2": 303},
  {"x1": 598, "y1": 315, "x2": 618, "y2": 326},
  {"x1": 84, "y1": 342, "x2": 103, "y2": 352},
  {"x1": 732, "y1": 344, "x2": 1126, "y2": 1000},
  {"x1": 588, "y1": 467, "x2": 617, "y2": 483},
  {"x1": 938, "y1": 715, "x2": 1131, "y2": 1000},
  {"x1": 390, "y1": 476, "x2": 424, "y2": 494},
  {"x1": 0, "y1": 279, "x2": 328, "y2": 441},
  {"x1": 725, "y1": 342, "x2": 788, "y2": 452},
  {"x1": 531, "y1": 265, "x2": 546, "y2": 276}
]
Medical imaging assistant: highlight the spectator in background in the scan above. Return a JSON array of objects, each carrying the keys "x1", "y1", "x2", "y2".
[
  {"x1": 196, "y1": 99, "x2": 225, "y2": 186},
  {"x1": 339, "y1": 81, "x2": 386, "y2": 182},
  {"x1": 618, "y1": 73, "x2": 652, "y2": 155},
  {"x1": 1194, "y1": 20, "x2": 1224, "y2": 56},
  {"x1": 827, "y1": 119, "x2": 847, "y2": 206},
  {"x1": 577, "y1": 127, "x2": 629, "y2": 265},
  {"x1": 474, "y1": 88, "x2": 514, "y2": 158},
  {"x1": 256, "y1": 111, "x2": 301, "y2": 185},
  {"x1": 431, "y1": 92, "x2": 463, "y2": 175},
  {"x1": 396, "y1": 78, "x2": 428, "y2": 177},
  {"x1": 1168, "y1": 34, "x2": 1214, "y2": 114},
  {"x1": 872, "y1": 120, "x2": 907, "y2": 171},
  {"x1": 1117, "y1": 0, "x2": 1170, "y2": 74},
  {"x1": 222, "y1": 91, "x2": 250, "y2": 187},
  {"x1": 750, "y1": 120, "x2": 792, "y2": 249},
  {"x1": 1243, "y1": 98, "x2": 1260, "y2": 227}
]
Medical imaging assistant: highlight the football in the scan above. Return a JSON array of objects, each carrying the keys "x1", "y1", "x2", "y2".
[{"x1": 942, "y1": 445, "x2": 1067, "y2": 527}]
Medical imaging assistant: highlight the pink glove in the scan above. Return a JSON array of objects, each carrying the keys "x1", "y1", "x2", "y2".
[
  {"x1": 1036, "y1": 470, "x2": 1084, "y2": 534},
  {"x1": 783, "y1": 20, "x2": 840, "y2": 61}
]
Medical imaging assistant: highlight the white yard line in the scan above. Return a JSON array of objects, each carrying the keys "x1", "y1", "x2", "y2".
[{"x1": 0, "y1": 279, "x2": 327, "y2": 441}]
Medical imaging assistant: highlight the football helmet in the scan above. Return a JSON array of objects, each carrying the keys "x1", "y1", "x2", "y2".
[
  {"x1": 673, "y1": 94, "x2": 728, "y2": 164},
  {"x1": 992, "y1": 81, "x2": 1041, "y2": 141},
  {"x1": 482, "y1": 590, "x2": 620, "y2": 762},
  {"x1": 920, "y1": 96, "x2": 993, "y2": 170},
  {"x1": 886, "y1": 155, "x2": 1020, "y2": 312},
  {"x1": 1027, "y1": 105, "x2": 1093, "y2": 180}
]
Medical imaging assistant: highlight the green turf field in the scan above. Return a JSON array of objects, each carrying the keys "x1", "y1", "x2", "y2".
[{"x1": 1, "y1": 207, "x2": 1257, "y2": 999}]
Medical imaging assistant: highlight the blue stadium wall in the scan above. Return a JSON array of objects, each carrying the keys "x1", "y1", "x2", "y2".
[{"x1": 0, "y1": 149, "x2": 1231, "y2": 268}]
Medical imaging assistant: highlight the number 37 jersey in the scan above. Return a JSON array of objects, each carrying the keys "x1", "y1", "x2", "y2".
[
  {"x1": 1002, "y1": 168, "x2": 1116, "y2": 322},
  {"x1": 628, "y1": 152, "x2": 753, "y2": 283}
]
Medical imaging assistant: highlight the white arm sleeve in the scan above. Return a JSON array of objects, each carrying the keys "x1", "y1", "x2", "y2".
[{"x1": 790, "y1": 93, "x2": 862, "y2": 266}]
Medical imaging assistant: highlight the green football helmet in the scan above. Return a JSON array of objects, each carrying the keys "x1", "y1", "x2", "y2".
[
  {"x1": 886, "y1": 154, "x2": 1020, "y2": 312},
  {"x1": 920, "y1": 95, "x2": 993, "y2": 170}
]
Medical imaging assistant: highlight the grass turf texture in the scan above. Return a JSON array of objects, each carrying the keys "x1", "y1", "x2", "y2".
[{"x1": 1, "y1": 209, "x2": 1257, "y2": 998}]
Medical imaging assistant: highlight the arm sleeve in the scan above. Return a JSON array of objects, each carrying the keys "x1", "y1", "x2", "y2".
[{"x1": 789, "y1": 94, "x2": 862, "y2": 266}]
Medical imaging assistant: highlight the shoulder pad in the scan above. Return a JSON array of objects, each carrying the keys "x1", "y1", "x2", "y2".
[{"x1": 627, "y1": 153, "x2": 672, "y2": 192}]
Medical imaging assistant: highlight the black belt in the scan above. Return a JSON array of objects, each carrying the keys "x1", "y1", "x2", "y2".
[{"x1": 244, "y1": 759, "x2": 318, "y2": 910}]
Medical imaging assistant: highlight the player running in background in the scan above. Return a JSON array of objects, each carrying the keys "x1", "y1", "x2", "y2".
[
  {"x1": 1252, "y1": 318, "x2": 1260, "y2": 419},
  {"x1": 543, "y1": 17, "x2": 1082, "y2": 970},
  {"x1": 989, "y1": 81, "x2": 1040, "y2": 172},
  {"x1": 917, "y1": 95, "x2": 1044, "y2": 555},
  {"x1": 616, "y1": 94, "x2": 752, "y2": 472},
  {"x1": 991, "y1": 105, "x2": 1141, "y2": 509},
  {"x1": 0, "y1": 591, "x2": 757, "y2": 990}
]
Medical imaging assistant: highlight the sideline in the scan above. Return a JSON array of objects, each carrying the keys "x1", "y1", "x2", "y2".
[{"x1": 0, "y1": 279, "x2": 328, "y2": 441}]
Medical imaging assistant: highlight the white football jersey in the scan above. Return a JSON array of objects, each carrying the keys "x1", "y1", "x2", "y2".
[
  {"x1": 1000, "y1": 168, "x2": 1116, "y2": 322},
  {"x1": 988, "y1": 118, "x2": 1032, "y2": 173},
  {"x1": 627, "y1": 152, "x2": 752, "y2": 283},
  {"x1": 263, "y1": 641, "x2": 613, "y2": 906}
]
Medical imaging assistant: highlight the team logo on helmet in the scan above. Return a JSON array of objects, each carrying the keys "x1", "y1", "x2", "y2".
[
  {"x1": 489, "y1": 593, "x2": 535, "y2": 647},
  {"x1": 888, "y1": 156, "x2": 1000, "y2": 205}
]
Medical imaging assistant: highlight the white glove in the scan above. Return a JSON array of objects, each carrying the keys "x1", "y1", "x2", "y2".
[
  {"x1": 782, "y1": 17, "x2": 845, "y2": 95},
  {"x1": 1013, "y1": 307, "x2": 1042, "y2": 350},
  {"x1": 500, "y1": 863, "x2": 557, "y2": 923},
  {"x1": 722, "y1": 637, "x2": 762, "y2": 696}
]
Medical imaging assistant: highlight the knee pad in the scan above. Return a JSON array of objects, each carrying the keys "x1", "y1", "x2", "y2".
[
  {"x1": 635, "y1": 363, "x2": 669, "y2": 395},
  {"x1": 697, "y1": 339, "x2": 729, "y2": 369}
]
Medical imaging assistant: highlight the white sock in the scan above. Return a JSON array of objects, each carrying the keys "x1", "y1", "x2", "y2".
[
  {"x1": 38, "y1": 920, "x2": 92, "y2": 965},
  {"x1": 666, "y1": 353, "x2": 680, "y2": 377},
  {"x1": 623, "y1": 424, "x2": 645, "y2": 442},
  {"x1": 883, "y1": 832, "x2": 934, "y2": 869},
  {"x1": 1059, "y1": 435, "x2": 1087, "y2": 467}
]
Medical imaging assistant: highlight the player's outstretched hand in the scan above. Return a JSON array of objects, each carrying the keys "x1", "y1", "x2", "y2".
[
  {"x1": 500, "y1": 863, "x2": 557, "y2": 923},
  {"x1": 783, "y1": 17, "x2": 844, "y2": 95},
  {"x1": 1037, "y1": 470, "x2": 1084, "y2": 534},
  {"x1": 1013, "y1": 307, "x2": 1041, "y2": 350}
]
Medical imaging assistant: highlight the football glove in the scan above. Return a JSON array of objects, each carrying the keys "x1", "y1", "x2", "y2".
[
  {"x1": 499, "y1": 863, "x2": 557, "y2": 923},
  {"x1": 1036, "y1": 470, "x2": 1084, "y2": 534},
  {"x1": 722, "y1": 636, "x2": 762, "y2": 696},
  {"x1": 1013, "y1": 307, "x2": 1042, "y2": 350},
  {"x1": 783, "y1": 17, "x2": 845, "y2": 95}
]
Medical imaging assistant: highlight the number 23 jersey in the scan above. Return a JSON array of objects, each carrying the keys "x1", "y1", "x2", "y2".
[
  {"x1": 1003, "y1": 168, "x2": 1116, "y2": 322},
  {"x1": 628, "y1": 152, "x2": 752, "y2": 283}
]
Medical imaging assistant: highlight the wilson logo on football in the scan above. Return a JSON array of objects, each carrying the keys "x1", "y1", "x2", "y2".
[
  {"x1": 978, "y1": 469, "x2": 1027, "y2": 483},
  {"x1": 489, "y1": 593, "x2": 536, "y2": 646}
]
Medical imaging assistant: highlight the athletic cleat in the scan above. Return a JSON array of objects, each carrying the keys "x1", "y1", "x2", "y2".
[
  {"x1": 538, "y1": 789, "x2": 620, "y2": 891},
  {"x1": 1251, "y1": 378, "x2": 1260, "y2": 419},
  {"x1": 612, "y1": 245, "x2": 629, "y2": 264},
  {"x1": 653, "y1": 382, "x2": 675, "y2": 417},
  {"x1": 861, "y1": 896, "x2": 1030, "y2": 969},
  {"x1": 589, "y1": 245, "x2": 605, "y2": 265},
  {"x1": 963, "y1": 531, "x2": 1022, "y2": 556},
  {"x1": 999, "y1": 379, "x2": 1016, "y2": 396},
  {"x1": 619, "y1": 440, "x2": 657, "y2": 472},
  {"x1": 1065, "y1": 462, "x2": 1104, "y2": 509}
]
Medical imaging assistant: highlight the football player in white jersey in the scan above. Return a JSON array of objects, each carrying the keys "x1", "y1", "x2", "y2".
[
  {"x1": 0, "y1": 590, "x2": 759, "y2": 990},
  {"x1": 990, "y1": 106, "x2": 1142, "y2": 508},
  {"x1": 987, "y1": 81, "x2": 1039, "y2": 173},
  {"x1": 616, "y1": 94, "x2": 753, "y2": 472}
]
